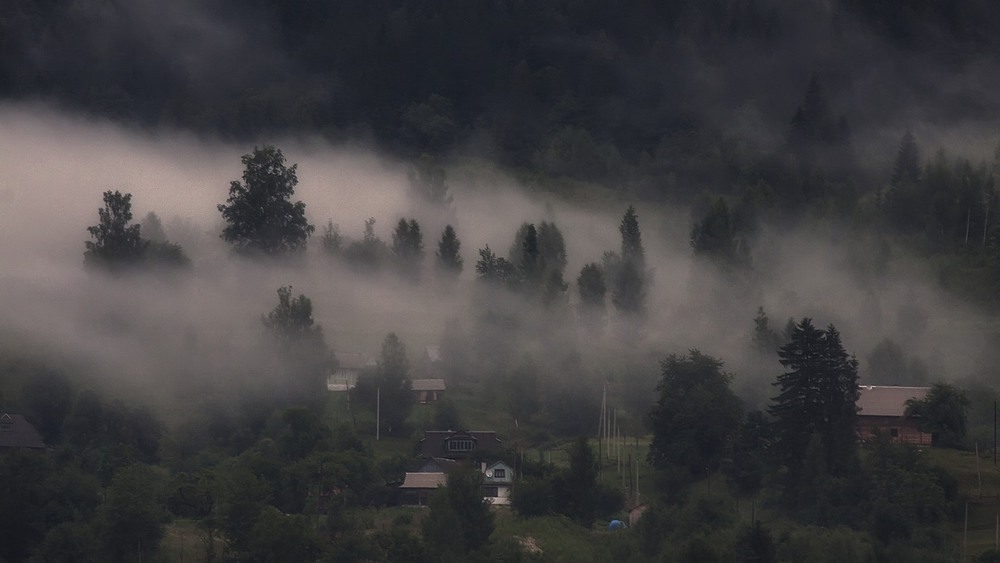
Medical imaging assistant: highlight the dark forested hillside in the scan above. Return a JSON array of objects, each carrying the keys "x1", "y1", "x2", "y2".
[{"x1": 4, "y1": 0, "x2": 1000, "y2": 195}]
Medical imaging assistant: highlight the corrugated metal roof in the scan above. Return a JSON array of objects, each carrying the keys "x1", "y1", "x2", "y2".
[
  {"x1": 857, "y1": 386, "x2": 930, "y2": 417},
  {"x1": 400, "y1": 472, "x2": 447, "y2": 489},
  {"x1": 412, "y1": 378, "x2": 446, "y2": 392}
]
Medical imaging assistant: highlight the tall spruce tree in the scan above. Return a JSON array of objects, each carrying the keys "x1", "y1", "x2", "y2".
[
  {"x1": 620, "y1": 205, "x2": 645, "y2": 271},
  {"x1": 890, "y1": 130, "x2": 920, "y2": 189},
  {"x1": 436, "y1": 224, "x2": 463, "y2": 278},
  {"x1": 768, "y1": 319, "x2": 860, "y2": 497},
  {"x1": 391, "y1": 218, "x2": 424, "y2": 281},
  {"x1": 613, "y1": 206, "x2": 647, "y2": 316}
]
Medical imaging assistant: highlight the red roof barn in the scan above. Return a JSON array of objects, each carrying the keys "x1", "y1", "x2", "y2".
[{"x1": 857, "y1": 385, "x2": 931, "y2": 445}]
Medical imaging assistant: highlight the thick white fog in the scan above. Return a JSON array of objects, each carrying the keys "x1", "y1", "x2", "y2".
[{"x1": 0, "y1": 104, "x2": 994, "y2": 415}]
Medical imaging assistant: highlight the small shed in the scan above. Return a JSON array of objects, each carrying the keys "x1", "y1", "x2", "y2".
[
  {"x1": 0, "y1": 413, "x2": 46, "y2": 450},
  {"x1": 411, "y1": 378, "x2": 446, "y2": 403},
  {"x1": 857, "y1": 385, "x2": 931, "y2": 445},
  {"x1": 399, "y1": 472, "x2": 447, "y2": 506}
]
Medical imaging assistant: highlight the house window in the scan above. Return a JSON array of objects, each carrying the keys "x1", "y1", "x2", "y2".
[
  {"x1": 483, "y1": 486, "x2": 499, "y2": 497},
  {"x1": 447, "y1": 439, "x2": 474, "y2": 452},
  {"x1": 890, "y1": 428, "x2": 899, "y2": 438},
  {"x1": 493, "y1": 468, "x2": 506, "y2": 479}
]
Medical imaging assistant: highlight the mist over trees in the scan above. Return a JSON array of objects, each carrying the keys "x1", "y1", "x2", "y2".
[{"x1": 9, "y1": 1, "x2": 1000, "y2": 561}]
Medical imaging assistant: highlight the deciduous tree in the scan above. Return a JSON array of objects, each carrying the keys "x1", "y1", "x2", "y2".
[
  {"x1": 262, "y1": 286, "x2": 332, "y2": 402},
  {"x1": 577, "y1": 263, "x2": 606, "y2": 311},
  {"x1": 84, "y1": 190, "x2": 146, "y2": 270},
  {"x1": 904, "y1": 383, "x2": 970, "y2": 448},
  {"x1": 374, "y1": 333, "x2": 414, "y2": 436},
  {"x1": 475, "y1": 245, "x2": 518, "y2": 288},
  {"x1": 218, "y1": 146, "x2": 314, "y2": 257},
  {"x1": 647, "y1": 350, "x2": 743, "y2": 477}
]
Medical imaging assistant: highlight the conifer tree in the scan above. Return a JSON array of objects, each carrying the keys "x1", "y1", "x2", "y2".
[
  {"x1": 620, "y1": 205, "x2": 645, "y2": 271},
  {"x1": 768, "y1": 319, "x2": 860, "y2": 498},
  {"x1": 890, "y1": 130, "x2": 920, "y2": 189},
  {"x1": 436, "y1": 224, "x2": 463, "y2": 278},
  {"x1": 391, "y1": 218, "x2": 424, "y2": 281},
  {"x1": 613, "y1": 206, "x2": 647, "y2": 316}
]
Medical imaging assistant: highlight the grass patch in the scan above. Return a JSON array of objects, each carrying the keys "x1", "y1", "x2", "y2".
[
  {"x1": 158, "y1": 519, "x2": 219, "y2": 563},
  {"x1": 929, "y1": 448, "x2": 1000, "y2": 557}
]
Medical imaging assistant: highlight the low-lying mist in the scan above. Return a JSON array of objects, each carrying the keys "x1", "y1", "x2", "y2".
[{"x1": 1, "y1": 104, "x2": 994, "y2": 422}]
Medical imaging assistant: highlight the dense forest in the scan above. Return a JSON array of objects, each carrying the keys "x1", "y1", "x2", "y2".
[{"x1": 5, "y1": 1, "x2": 1000, "y2": 562}]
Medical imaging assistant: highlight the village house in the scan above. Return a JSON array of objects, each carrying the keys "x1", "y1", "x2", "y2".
[
  {"x1": 398, "y1": 471, "x2": 447, "y2": 506},
  {"x1": 481, "y1": 460, "x2": 513, "y2": 505},
  {"x1": 398, "y1": 458, "x2": 515, "y2": 507},
  {"x1": 411, "y1": 378, "x2": 446, "y2": 403},
  {"x1": 326, "y1": 352, "x2": 376, "y2": 391},
  {"x1": 857, "y1": 385, "x2": 932, "y2": 445},
  {"x1": 0, "y1": 413, "x2": 46, "y2": 451}
]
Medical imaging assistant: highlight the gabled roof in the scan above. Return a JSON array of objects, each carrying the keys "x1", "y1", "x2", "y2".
[
  {"x1": 484, "y1": 460, "x2": 514, "y2": 483},
  {"x1": 412, "y1": 378, "x2": 446, "y2": 392},
  {"x1": 0, "y1": 413, "x2": 46, "y2": 449},
  {"x1": 400, "y1": 472, "x2": 447, "y2": 489},
  {"x1": 418, "y1": 457, "x2": 460, "y2": 474},
  {"x1": 336, "y1": 353, "x2": 375, "y2": 371},
  {"x1": 857, "y1": 386, "x2": 930, "y2": 418},
  {"x1": 418, "y1": 430, "x2": 502, "y2": 457}
]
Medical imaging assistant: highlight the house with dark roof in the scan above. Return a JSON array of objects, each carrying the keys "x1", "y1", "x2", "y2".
[
  {"x1": 0, "y1": 413, "x2": 46, "y2": 450},
  {"x1": 857, "y1": 385, "x2": 931, "y2": 445},
  {"x1": 418, "y1": 430, "x2": 502, "y2": 460}
]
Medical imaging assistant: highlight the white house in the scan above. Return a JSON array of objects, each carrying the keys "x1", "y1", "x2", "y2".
[
  {"x1": 481, "y1": 461, "x2": 513, "y2": 505},
  {"x1": 326, "y1": 352, "x2": 376, "y2": 391}
]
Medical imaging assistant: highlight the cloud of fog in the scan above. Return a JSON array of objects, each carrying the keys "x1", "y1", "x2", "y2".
[{"x1": 1, "y1": 104, "x2": 996, "y2": 422}]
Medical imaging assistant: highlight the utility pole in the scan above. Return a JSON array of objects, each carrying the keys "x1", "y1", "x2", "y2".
[{"x1": 376, "y1": 387, "x2": 380, "y2": 441}]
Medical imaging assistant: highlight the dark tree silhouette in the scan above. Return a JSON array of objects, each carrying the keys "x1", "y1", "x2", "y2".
[
  {"x1": 436, "y1": 224, "x2": 463, "y2": 278},
  {"x1": 218, "y1": 146, "x2": 314, "y2": 257},
  {"x1": 647, "y1": 350, "x2": 743, "y2": 476},
  {"x1": 769, "y1": 319, "x2": 860, "y2": 496},
  {"x1": 84, "y1": 190, "x2": 146, "y2": 270}
]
